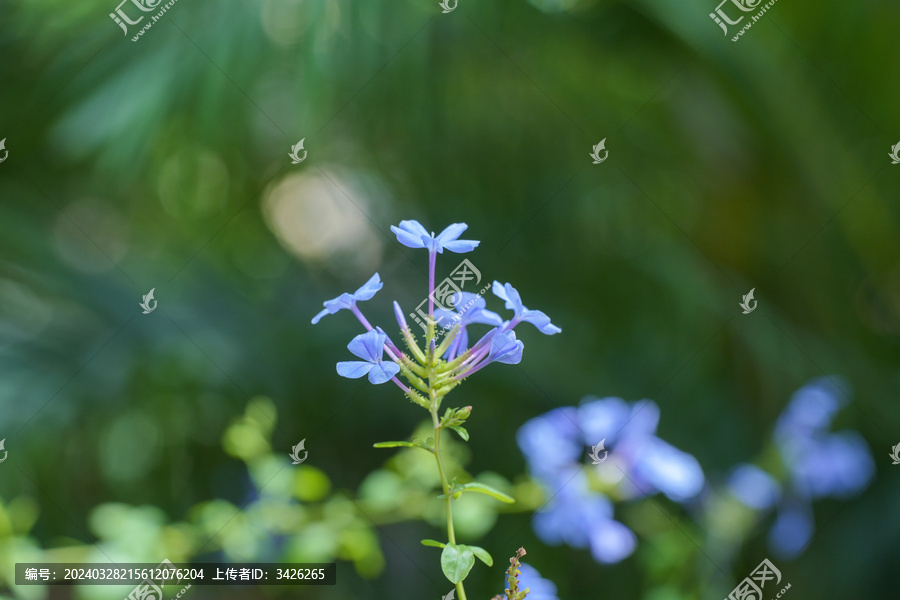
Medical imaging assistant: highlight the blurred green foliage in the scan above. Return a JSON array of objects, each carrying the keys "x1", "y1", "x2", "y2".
[{"x1": 1, "y1": 0, "x2": 899, "y2": 597}]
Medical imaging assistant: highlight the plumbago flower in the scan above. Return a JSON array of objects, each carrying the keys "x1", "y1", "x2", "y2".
[
  {"x1": 726, "y1": 377, "x2": 874, "y2": 557},
  {"x1": 517, "y1": 397, "x2": 705, "y2": 564},
  {"x1": 313, "y1": 219, "x2": 561, "y2": 599}
]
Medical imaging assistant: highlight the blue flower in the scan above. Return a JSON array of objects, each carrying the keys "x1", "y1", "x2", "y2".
[
  {"x1": 514, "y1": 564, "x2": 559, "y2": 600},
  {"x1": 312, "y1": 273, "x2": 382, "y2": 325},
  {"x1": 517, "y1": 407, "x2": 583, "y2": 480},
  {"x1": 435, "y1": 292, "x2": 503, "y2": 355},
  {"x1": 727, "y1": 464, "x2": 781, "y2": 510},
  {"x1": 487, "y1": 330, "x2": 524, "y2": 365},
  {"x1": 589, "y1": 517, "x2": 639, "y2": 564},
  {"x1": 436, "y1": 292, "x2": 503, "y2": 329},
  {"x1": 627, "y1": 435, "x2": 706, "y2": 502},
  {"x1": 727, "y1": 378, "x2": 874, "y2": 559},
  {"x1": 774, "y1": 378, "x2": 874, "y2": 501},
  {"x1": 785, "y1": 431, "x2": 874, "y2": 499},
  {"x1": 774, "y1": 377, "x2": 843, "y2": 441},
  {"x1": 531, "y1": 469, "x2": 637, "y2": 564},
  {"x1": 492, "y1": 282, "x2": 561, "y2": 334},
  {"x1": 517, "y1": 396, "x2": 705, "y2": 564},
  {"x1": 336, "y1": 330, "x2": 400, "y2": 384},
  {"x1": 577, "y1": 398, "x2": 705, "y2": 502},
  {"x1": 768, "y1": 501, "x2": 814, "y2": 558},
  {"x1": 390, "y1": 220, "x2": 479, "y2": 254}
]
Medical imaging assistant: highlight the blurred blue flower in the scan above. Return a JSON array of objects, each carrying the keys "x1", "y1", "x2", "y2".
[
  {"x1": 492, "y1": 281, "x2": 561, "y2": 334},
  {"x1": 727, "y1": 378, "x2": 874, "y2": 558},
  {"x1": 390, "y1": 220, "x2": 479, "y2": 253},
  {"x1": 531, "y1": 470, "x2": 637, "y2": 564},
  {"x1": 532, "y1": 469, "x2": 613, "y2": 548},
  {"x1": 627, "y1": 435, "x2": 706, "y2": 502},
  {"x1": 774, "y1": 377, "x2": 843, "y2": 441},
  {"x1": 311, "y1": 273, "x2": 382, "y2": 325},
  {"x1": 727, "y1": 464, "x2": 781, "y2": 510},
  {"x1": 517, "y1": 407, "x2": 583, "y2": 480},
  {"x1": 768, "y1": 501, "x2": 814, "y2": 557},
  {"x1": 336, "y1": 330, "x2": 400, "y2": 384},
  {"x1": 517, "y1": 396, "x2": 704, "y2": 564},
  {"x1": 514, "y1": 564, "x2": 560, "y2": 600},
  {"x1": 577, "y1": 397, "x2": 705, "y2": 502},
  {"x1": 774, "y1": 379, "x2": 874, "y2": 501}
]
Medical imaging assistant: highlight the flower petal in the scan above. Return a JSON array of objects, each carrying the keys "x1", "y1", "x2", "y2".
[
  {"x1": 323, "y1": 293, "x2": 354, "y2": 312},
  {"x1": 336, "y1": 361, "x2": 374, "y2": 379},
  {"x1": 351, "y1": 272, "x2": 383, "y2": 301},
  {"x1": 631, "y1": 436, "x2": 705, "y2": 501},
  {"x1": 521, "y1": 309, "x2": 561, "y2": 334},
  {"x1": 390, "y1": 220, "x2": 430, "y2": 249},
  {"x1": 367, "y1": 361, "x2": 400, "y2": 384},
  {"x1": 577, "y1": 397, "x2": 631, "y2": 445},
  {"x1": 429, "y1": 223, "x2": 480, "y2": 253},
  {"x1": 489, "y1": 330, "x2": 524, "y2": 364},
  {"x1": 791, "y1": 431, "x2": 874, "y2": 499},
  {"x1": 625, "y1": 400, "x2": 660, "y2": 436},
  {"x1": 517, "y1": 407, "x2": 582, "y2": 477},
  {"x1": 589, "y1": 519, "x2": 637, "y2": 564},
  {"x1": 775, "y1": 377, "x2": 845, "y2": 442},
  {"x1": 728, "y1": 464, "x2": 781, "y2": 510},
  {"x1": 768, "y1": 504, "x2": 813, "y2": 558},
  {"x1": 491, "y1": 281, "x2": 520, "y2": 312},
  {"x1": 312, "y1": 293, "x2": 354, "y2": 323},
  {"x1": 346, "y1": 330, "x2": 386, "y2": 362},
  {"x1": 434, "y1": 223, "x2": 468, "y2": 244},
  {"x1": 440, "y1": 239, "x2": 480, "y2": 253}
]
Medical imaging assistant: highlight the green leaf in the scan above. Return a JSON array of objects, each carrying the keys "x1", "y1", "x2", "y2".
[
  {"x1": 373, "y1": 442, "x2": 419, "y2": 448},
  {"x1": 420, "y1": 539, "x2": 446, "y2": 548},
  {"x1": 440, "y1": 543, "x2": 475, "y2": 584},
  {"x1": 373, "y1": 441, "x2": 416, "y2": 448},
  {"x1": 468, "y1": 545, "x2": 493, "y2": 567},
  {"x1": 373, "y1": 439, "x2": 432, "y2": 451},
  {"x1": 449, "y1": 425, "x2": 469, "y2": 441},
  {"x1": 459, "y1": 482, "x2": 515, "y2": 503}
]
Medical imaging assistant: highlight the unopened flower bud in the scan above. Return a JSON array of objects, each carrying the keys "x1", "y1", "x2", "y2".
[{"x1": 394, "y1": 301, "x2": 409, "y2": 331}]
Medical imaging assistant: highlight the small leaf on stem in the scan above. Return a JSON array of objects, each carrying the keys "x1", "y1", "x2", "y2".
[
  {"x1": 468, "y1": 545, "x2": 493, "y2": 567},
  {"x1": 458, "y1": 482, "x2": 515, "y2": 503},
  {"x1": 449, "y1": 425, "x2": 469, "y2": 441},
  {"x1": 441, "y1": 543, "x2": 475, "y2": 584}
]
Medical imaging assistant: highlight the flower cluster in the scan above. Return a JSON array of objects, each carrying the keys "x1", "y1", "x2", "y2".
[
  {"x1": 313, "y1": 219, "x2": 562, "y2": 597},
  {"x1": 727, "y1": 378, "x2": 874, "y2": 557},
  {"x1": 312, "y1": 220, "x2": 561, "y2": 403},
  {"x1": 517, "y1": 397, "x2": 705, "y2": 563}
]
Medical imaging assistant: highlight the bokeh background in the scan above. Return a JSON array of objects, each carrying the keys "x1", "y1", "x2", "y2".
[{"x1": 1, "y1": 0, "x2": 899, "y2": 598}]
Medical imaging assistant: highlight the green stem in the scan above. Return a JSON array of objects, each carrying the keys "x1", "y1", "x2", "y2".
[
  {"x1": 430, "y1": 391, "x2": 467, "y2": 600},
  {"x1": 423, "y1": 313, "x2": 468, "y2": 600}
]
